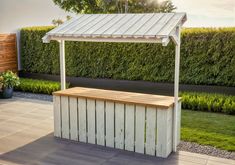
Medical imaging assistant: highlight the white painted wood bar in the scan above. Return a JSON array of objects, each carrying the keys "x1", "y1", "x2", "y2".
[{"x1": 53, "y1": 87, "x2": 181, "y2": 158}]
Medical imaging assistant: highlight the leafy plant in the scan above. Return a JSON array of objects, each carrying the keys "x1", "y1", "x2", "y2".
[
  {"x1": 181, "y1": 92, "x2": 235, "y2": 115},
  {"x1": 0, "y1": 71, "x2": 20, "y2": 88},
  {"x1": 15, "y1": 78, "x2": 69, "y2": 94}
]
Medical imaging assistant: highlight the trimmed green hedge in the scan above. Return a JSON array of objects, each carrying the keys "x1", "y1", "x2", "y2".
[
  {"x1": 15, "y1": 78, "x2": 235, "y2": 114},
  {"x1": 21, "y1": 27, "x2": 235, "y2": 86},
  {"x1": 181, "y1": 92, "x2": 235, "y2": 115},
  {"x1": 15, "y1": 78, "x2": 68, "y2": 94}
]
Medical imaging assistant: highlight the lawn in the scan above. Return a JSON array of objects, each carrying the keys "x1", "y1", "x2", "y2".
[{"x1": 181, "y1": 110, "x2": 235, "y2": 151}]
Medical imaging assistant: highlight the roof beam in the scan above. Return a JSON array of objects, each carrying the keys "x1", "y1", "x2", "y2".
[{"x1": 49, "y1": 36, "x2": 163, "y2": 44}]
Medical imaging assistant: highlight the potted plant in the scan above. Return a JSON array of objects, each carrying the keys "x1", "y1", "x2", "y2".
[{"x1": 0, "y1": 71, "x2": 20, "y2": 99}]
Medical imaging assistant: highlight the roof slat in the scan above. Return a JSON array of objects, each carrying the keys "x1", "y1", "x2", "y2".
[
  {"x1": 112, "y1": 14, "x2": 145, "y2": 37},
  {"x1": 48, "y1": 16, "x2": 80, "y2": 35},
  {"x1": 65, "y1": 15, "x2": 99, "y2": 36},
  {"x1": 73, "y1": 14, "x2": 108, "y2": 36},
  {"x1": 103, "y1": 14, "x2": 135, "y2": 36},
  {"x1": 43, "y1": 13, "x2": 187, "y2": 44},
  {"x1": 61, "y1": 15, "x2": 93, "y2": 36},
  {"x1": 54, "y1": 15, "x2": 87, "y2": 36},
  {"x1": 83, "y1": 14, "x2": 117, "y2": 36},
  {"x1": 144, "y1": 13, "x2": 175, "y2": 37},
  {"x1": 133, "y1": 13, "x2": 164, "y2": 37},
  {"x1": 93, "y1": 14, "x2": 126, "y2": 36},
  {"x1": 157, "y1": 13, "x2": 185, "y2": 36},
  {"x1": 122, "y1": 13, "x2": 154, "y2": 37}
]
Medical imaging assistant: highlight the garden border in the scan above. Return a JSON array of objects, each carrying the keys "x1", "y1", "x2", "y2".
[{"x1": 19, "y1": 72, "x2": 235, "y2": 96}]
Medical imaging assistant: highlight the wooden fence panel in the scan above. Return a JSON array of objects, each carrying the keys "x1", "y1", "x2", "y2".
[
  {"x1": 53, "y1": 92, "x2": 179, "y2": 158},
  {"x1": 0, "y1": 34, "x2": 18, "y2": 72}
]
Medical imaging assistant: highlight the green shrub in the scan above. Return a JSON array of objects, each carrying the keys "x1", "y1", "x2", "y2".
[
  {"x1": 15, "y1": 77, "x2": 235, "y2": 114},
  {"x1": 20, "y1": 27, "x2": 235, "y2": 87},
  {"x1": 15, "y1": 78, "x2": 69, "y2": 94},
  {"x1": 181, "y1": 92, "x2": 235, "y2": 115}
]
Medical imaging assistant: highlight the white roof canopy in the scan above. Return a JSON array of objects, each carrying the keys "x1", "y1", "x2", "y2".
[{"x1": 43, "y1": 13, "x2": 186, "y2": 46}]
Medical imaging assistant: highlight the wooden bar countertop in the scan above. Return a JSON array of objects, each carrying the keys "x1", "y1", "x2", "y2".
[{"x1": 53, "y1": 87, "x2": 180, "y2": 109}]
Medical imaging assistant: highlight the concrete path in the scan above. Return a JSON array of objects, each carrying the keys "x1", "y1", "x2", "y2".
[{"x1": 0, "y1": 97, "x2": 234, "y2": 165}]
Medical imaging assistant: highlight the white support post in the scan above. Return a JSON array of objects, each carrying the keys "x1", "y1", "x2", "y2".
[
  {"x1": 59, "y1": 40, "x2": 66, "y2": 90},
  {"x1": 173, "y1": 26, "x2": 181, "y2": 152}
]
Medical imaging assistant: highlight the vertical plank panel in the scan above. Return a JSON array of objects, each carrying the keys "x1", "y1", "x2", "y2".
[
  {"x1": 69, "y1": 97, "x2": 78, "y2": 141},
  {"x1": 115, "y1": 103, "x2": 125, "y2": 149},
  {"x1": 96, "y1": 100, "x2": 105, "y2": 146},
  {"x1": 61, "y1": 96, "x2": 69, "y2": 139},
  {"x1": 87, "y1": 99, "x2": 96, "y2": 144},
  {"x1": 167, "y1": 107, "x2": 173, "y2": 155},
  {"x1": 78, "y1": 98, "x2": 87, "y2": 143},
  {"x1": 177, "y1": 101, "x2": 181, "y2": 145},
  {"x1": 53, "y1": 95, "x2": 61, "y2": 137},
  {"x1": 135, "y1": 105, "x2": 145, "y2": 154},
  {"x1": 0, "y1": 34, "x2": 18, "y2": 72},
  {"x1": 125, "y1": 104, "x2": 134, "y2": 151},
  {"x1": 156, "y1": 108, "x2": 168, "y2": 158},
  {"x1": 106, "y1": 101, "x2": 115, "y2": 147},
  {"x1": 146, "y1": 106, "x2": 156, "y2": 156}
]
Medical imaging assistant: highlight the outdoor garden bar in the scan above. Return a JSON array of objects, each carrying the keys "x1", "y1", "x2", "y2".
[{"x1": 42, "y1": 13, "x2": 187, "y2": 158}]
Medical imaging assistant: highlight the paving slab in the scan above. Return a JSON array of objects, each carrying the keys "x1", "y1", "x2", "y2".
[{"x1": 0, "y1": 97, "x2": 234, "y2": 165}]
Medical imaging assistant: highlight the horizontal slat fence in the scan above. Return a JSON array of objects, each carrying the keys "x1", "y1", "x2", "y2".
[
  {"x1": 53, "y1": 95, "x2": 180, "y2": 158},
  {"x1": 0, "y1": 34, "x2": 18, "y2": 72}
]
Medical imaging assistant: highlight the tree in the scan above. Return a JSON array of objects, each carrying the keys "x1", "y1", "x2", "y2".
[{"x1": 52, "y1": 0, "x2": 176, "y2": 14}]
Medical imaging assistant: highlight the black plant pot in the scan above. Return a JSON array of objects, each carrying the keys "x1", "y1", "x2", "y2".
[{"x1": 1, "y1": 87, "x2": 14, "y2": 99}]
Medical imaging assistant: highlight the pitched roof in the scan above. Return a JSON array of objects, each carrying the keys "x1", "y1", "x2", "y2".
[{"x1": 43, "y1": 13, "x2": 186, "y2": 45}]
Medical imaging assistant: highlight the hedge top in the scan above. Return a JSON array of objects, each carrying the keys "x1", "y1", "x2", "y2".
[
  {"x1": 20, "y1": 27, "x2": 235, "y2": 87},
  {"x1": 42, "y1": 13, "x2": 186, "y2": 45}
]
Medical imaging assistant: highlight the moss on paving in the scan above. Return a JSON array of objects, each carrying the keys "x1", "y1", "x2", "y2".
[{"x1": 181, "y1": 110, "x2": 235, "y2": 151}]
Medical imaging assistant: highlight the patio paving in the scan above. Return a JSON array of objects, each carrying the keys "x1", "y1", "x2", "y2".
[{"x1": 0, "y1": 97, "x2": 234, "y2": 165}]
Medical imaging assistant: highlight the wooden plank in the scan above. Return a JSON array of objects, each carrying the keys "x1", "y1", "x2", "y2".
[
  {"x1": 53, "y1": 96, "x2": 61, "y2": 137},
  {"x1": 78, "y1": 97, "x2": 87, "y2": 143},
  {"x1": 0, "y1": 34, "x2": 17, "y2": 73},
  {"x1": 115, "y1": 103, "x2": 125, "y2": 149},
  {"x1": 87, "y1": 99, "x2": 96, "y2": 144},
  {"x1": 146, "y1": 106, "x2": 157, "y2": 156},
  {"x1": 69, "y1": 97, "x2": 78, "y2": 141},
  {"x1": 96, "y1": 100, "x2": 105, "y2": 146},
  {"x1": 177, "y1": 101, "x2": 182, "y2": 145},
  {"x1": 61, "y1": 96, "x2": 70, "y2": 139},
  {"x1": 53, "y1": 87, "x2": 177, "y2": 109},
  {"x1": 157, "y1": 108, "x2": 170, "y2": 158},
  {"x1": 135, "y1": 105, "x2": 145, "y2": 154},
  {"x1": 105, "y1": 101, "x2": 115, "y2": 147},
  {"x1": 167, "y1": 107, "x2": 173, "y2": 155},
  {"x1": 125, "y1": 104, "x2": 135, "y2": 151}
]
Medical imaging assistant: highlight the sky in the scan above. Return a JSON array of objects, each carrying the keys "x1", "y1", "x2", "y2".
[{"x1": 171, "y1": 0, "x2": 235, "y2": 27}]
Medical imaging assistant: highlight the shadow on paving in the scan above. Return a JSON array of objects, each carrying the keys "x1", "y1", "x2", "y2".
[{"x1": 0, "y1": 133, "x2": 183, "y2": 165}]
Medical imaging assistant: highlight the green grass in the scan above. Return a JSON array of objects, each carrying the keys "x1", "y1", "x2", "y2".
[{"x1": 181, "y1": 109, "x2": 235, "y2": 151}]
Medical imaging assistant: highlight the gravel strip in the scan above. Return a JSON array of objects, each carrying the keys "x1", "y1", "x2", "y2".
[
  {"x1": 12, "y1": 91, "x2": 235, "y2": 160},
  {"x1": 178, "y1": 141, "x2": 235, "y2": 160},
  {"x1": 13, "y1": 91, "x2": 53, "y2": 102}
]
